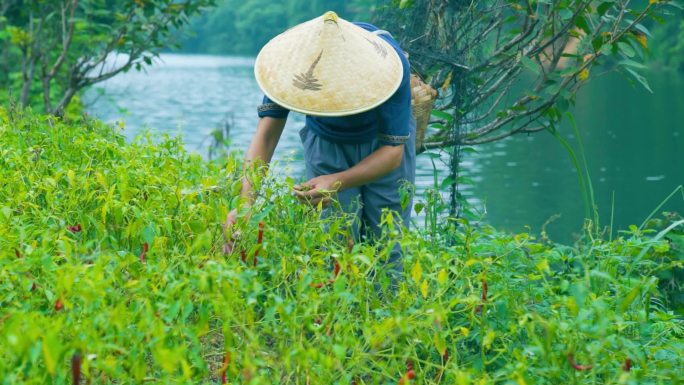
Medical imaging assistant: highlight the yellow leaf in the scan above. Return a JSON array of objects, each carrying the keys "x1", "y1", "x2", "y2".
[
  {"x1": 67, "y1": 170, "x2": 76, "y2": 186},
  {"x1": 578, "y1": 68, "x2": 590, "y2": 81},
  {"x1": 42, "y1": 338, "x2": 56, "y2": 375},
  {"x1": 516, "y1": 373, "x2": 527, "y2": 385},
  {"x1": 653, "y1": 241, "x2": 669, "y2": 253},
  {"x1": 411, "y1": 261, "x2": 422, "y2": 284},
  {"x1": 483, "y1": 330, "x2": 496, "y2": 350},
  {"x1": 536, "y1": 259, "x2": 550, "y2": 273},
  {"x1": 514, "y1": 233, "x2": 529, "y2": 243},
  {"x1": 460, "y1": 327, "x2": 470, "y2": 337},
  {"x1": 441, "y1": 71, "x2": 453, "y2": 92},
  {"x1": 634, "y1": 33, "x2": 648, "y2": 48},
  {"x1": 567, "y1": 297, "x2": 578, "y2": 316},
  {"x1": 464, "y1": 259, "x2": 478, "y2": 267},
  {"x1": 437, "y1": 269, "x2": 448, "y2": 285},
  {"x1": 421, "y1": 279, "x2": 429, "y2": 298},
  {"x1": 433, "y1": 333, "x2": 447, "y2": 355}
]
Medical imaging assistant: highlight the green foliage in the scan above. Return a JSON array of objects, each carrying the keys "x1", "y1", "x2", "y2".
[
  {"x1": 1, "y1": 109, "x2": 683, "y2": 383},
  {"x1": 376, "y1": 0, "x2": 678, "y2": 148},
  {"x1": 179, "y1": 0, "x2": 373, "y2": 55},
  {"x1": 0, "y1": 0, "x2": 215, "y2": 114}
]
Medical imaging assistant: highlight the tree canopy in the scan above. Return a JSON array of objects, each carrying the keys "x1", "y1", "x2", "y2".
[
  {"x1": 179, "y1": 0, "x2": 375, "y2": 55},
  {"x1": 0, "y1": 0, "x2": 215, "y2": 115},
  {"x1": 376, "y1": 0, "x2": 682, "y2": 149}
]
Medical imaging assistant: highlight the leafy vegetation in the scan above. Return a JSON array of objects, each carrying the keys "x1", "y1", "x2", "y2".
[
  {"x1": 377, "y1": 0, "x2": 682, "y2": 149},
  {"x1": 1, "y1": 109, "x2": 682, "y2": 383}
]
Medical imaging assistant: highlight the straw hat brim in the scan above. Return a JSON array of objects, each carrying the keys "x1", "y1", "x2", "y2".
[{"x1": 254, "y1": 12, "x2": 404, "y2": 117}]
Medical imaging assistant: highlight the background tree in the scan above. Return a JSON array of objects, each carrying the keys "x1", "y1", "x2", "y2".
[
  {"x1": 373, "y1": 0, "x2": 680, "y2": 215},
  {"x1": 0, "y1": 0, "x2": 215, "y2": 115},
  {"x1": 179, "y1": 0, "x2": 371, "y2": 55},
  {"x1": 377, "y1": 0, "x2": 680, "y2": 149}
]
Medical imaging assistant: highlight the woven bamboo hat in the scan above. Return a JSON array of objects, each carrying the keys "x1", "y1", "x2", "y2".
[{"x1": 254, "y1": 11, "x2": 404, "y2": 117}]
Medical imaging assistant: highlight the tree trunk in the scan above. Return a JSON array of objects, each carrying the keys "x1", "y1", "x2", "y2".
[
  {"x1": 51, "y1": 86, "x2": 77, "y2": 117},
  {"x1": 19, "y1": 56, "x2": 37, "y2": 107},
  {"x1": 41, "y1": 60, "x2": 52, "y2": 112}
]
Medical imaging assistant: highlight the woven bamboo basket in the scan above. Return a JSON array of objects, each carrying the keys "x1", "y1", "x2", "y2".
[{"x1": 410, "y1": 74, "x2": 438, "y2": 151}]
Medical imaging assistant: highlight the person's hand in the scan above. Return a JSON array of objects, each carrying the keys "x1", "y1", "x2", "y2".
[
  {"x1": 222, "y1": 208, "x2": 243, "y2": 255},
  {"x1": 293, "y1": 174, "x2": 343, "y2": 207}
]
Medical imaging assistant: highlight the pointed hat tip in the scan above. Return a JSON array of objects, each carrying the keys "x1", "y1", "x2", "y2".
[{"x1": 323, "y1": 11, "x2": 339, "y2": 23}]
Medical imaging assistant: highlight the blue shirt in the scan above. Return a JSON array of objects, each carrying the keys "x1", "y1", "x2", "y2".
[{"x1": 257, "y1": 22, "x2": 411, "y2": 146}]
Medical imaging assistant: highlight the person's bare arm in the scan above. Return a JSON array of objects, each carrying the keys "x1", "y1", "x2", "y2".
[
  {"x1": 223, "y1": 117, "x2": 286, "y2": 252},
  {"x1": 293, "y1": 144, "x2": 404, "y2": 206},
  {"x1": 238, "y1": 117, "x2": 287, "y2": 203}
]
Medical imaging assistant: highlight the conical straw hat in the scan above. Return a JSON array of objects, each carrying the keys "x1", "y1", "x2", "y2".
[{"x1": 254, "y1": 11, "x2": 404, "y2": 117}]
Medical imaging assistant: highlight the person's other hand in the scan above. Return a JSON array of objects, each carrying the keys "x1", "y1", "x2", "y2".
[
  {"x1": 222, "y1": 208, "x2": 240, "y2": 255},
  {"x1": 293, "y1": 174, "x2": 342, "y2": 207}
]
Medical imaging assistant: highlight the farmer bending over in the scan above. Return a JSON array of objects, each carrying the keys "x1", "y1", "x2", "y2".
[{"x1": 224, "y1": 12, "x2": 415, "y2": 277}]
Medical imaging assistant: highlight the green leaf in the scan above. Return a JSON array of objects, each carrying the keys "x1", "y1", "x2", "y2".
[
  {"x1": 625, "y1": 68, "x2": 653, "y2": 93},
  {"x1": 597, "y1": 2, "x2": 614, "y2": 17},
  {"x1": 618, "y1": 42, "x2": 636, "y2": 58},
  {"x1": 575, "y1": 15, "x2": 591, "y2": 34},
  {"x1": 399, "y1": 0, "x2": 413, "y2": 9},
  {"x1": 430, "y1": 110, "x2": 455, "y2": 124},
  {"x1": 521, "y1": 56, "x2": 541, "y2": 75},
  {"x1": 142, "y1": 223, "x2": 156, "y2": 244},
  {"x1": 618, "y1": 59, "x2": 648, "y2": 70}
]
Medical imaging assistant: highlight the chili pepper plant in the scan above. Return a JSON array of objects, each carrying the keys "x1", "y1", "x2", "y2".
[{"x1": 0, "y1": 109, "x2": 682, "y2": 384}]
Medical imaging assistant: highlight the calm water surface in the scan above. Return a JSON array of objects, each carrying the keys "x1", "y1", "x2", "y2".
[{"x1": 85, "y1": 54, "x2": 684, "y2": 243}]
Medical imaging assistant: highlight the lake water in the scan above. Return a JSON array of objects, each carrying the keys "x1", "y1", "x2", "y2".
[{"x1": 85, "y1": 54, "x2": 684, "y2": 243}]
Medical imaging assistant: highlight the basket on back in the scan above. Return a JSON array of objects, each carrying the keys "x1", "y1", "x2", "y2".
[{"x1": 410, "y1": 74, "x2": 438, "y2": 152}]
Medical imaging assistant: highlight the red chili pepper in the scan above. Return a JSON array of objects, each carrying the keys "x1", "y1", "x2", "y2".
[
  {"x1": 71, "y1": 350, "x2": 82, "y2": 385},
  {"x1": 15, "y1": 249, "x2": 21, "y2": 258},
  {"x1": 221, "y1": 351, "x2": 231, "y2": 384},
  {"x1": 311, "y1": 258, "x2": 341, "y2": 288},
  {"x1": 398, "y1": 369, "x2": 416, "y2": 385},
  {"x1": 140, "y1": 243, "x2": 148, "y2": 263},
  {"x1": 567, "y1": 353, "x2": 593, "y2": 371},
  {"x1": 333, "y1": 260, "x2": 341, "y2": 278},
  {"x1": 443, "y1": 348, "x2": 449, "y2": 362},
  {"x1": 253, "y1": 221, "x2": 265, "y2": 266},
  {"x1": 68, "y1": 224, "x2": 82, "y2": 233},
  {"x1": 398, "y1": 360, "x2": 416, "y2": 384},
  {"x1": 623, "y1": 358, "x2": 632, "y2": 372},
  {"x1": 240, "y1": 249, "x2": 247, "y2": 263},
  {"x1": 55, "y1": 298, "x2": 63, "y2": 311},
  {"x1": 31, "y1": 282, "x2": 37, "y2": 291},
  {"x1": 347, "y1": 237, "x2": 354, "y2": 253},
  {"x1": 257, "y1": 221, "x2": 264, "y2": 243}
]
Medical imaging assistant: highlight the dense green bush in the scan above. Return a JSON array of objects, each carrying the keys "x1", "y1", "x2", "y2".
[{"x1": 1, "y1": 109, "x2": 682, "y2": 384}]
